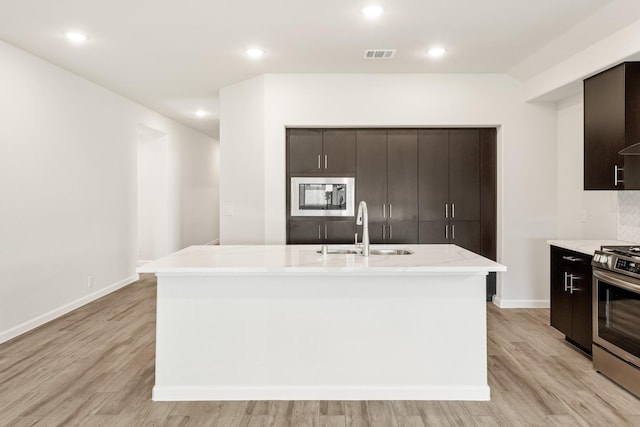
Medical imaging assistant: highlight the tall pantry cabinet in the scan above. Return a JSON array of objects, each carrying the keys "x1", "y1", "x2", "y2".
[{"x1": 355, "y1": 129, "x2": 419, "y2": 244}]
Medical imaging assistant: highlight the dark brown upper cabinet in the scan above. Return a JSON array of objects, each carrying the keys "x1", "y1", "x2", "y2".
[
  {"x1": 584, "y1": 62, "x2": 640, "y2": 190},
  {"x1": 355, "y1": 130, "x2": 388, "y2": 222},
  {"x1": 355, "y1": 129, "x2": 418, "y2": 244},
  {"x1": 418, "y1": 129, "x2": 482, "y2": 254},
  {"x1": 288, "y1": 129, "x2": 356, "y2": 175}
]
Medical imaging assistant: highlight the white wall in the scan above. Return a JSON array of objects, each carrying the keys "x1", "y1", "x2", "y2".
[
  {"x1": 219, "y1": 75, "x2": 265, "y2": 244},
  {"x1": 137, "y1": 126, "x2": 177, "y2": 262},
  {"x1": 555, "y1": 93, "x2": 617, "y2": 239},
  {"x1": 220, "y1": 73, "x2": 558, "y2": 307},
  {"x1": 0, "y1": 40, "x2": 219, "y2": 343},
  {"x1": 179, "y1": 127, "x2": 220, "y2": 247}
]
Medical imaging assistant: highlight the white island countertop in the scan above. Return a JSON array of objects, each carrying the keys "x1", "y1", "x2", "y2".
[{"x1": 138, "y1": 244, "x2": 507, "y2": 275}]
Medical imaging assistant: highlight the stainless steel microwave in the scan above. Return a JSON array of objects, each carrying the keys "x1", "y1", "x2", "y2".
[{"x1": 290, "y1": 177, "x2": 355, "y2": 217}]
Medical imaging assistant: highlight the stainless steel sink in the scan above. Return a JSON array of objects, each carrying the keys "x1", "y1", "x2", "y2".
[
  {"x1": 369, "y1": 248, "x2": 414, "y2": 255},
  {"x1": 316, "y1": 248, "x2": 361, "y2": 255}
]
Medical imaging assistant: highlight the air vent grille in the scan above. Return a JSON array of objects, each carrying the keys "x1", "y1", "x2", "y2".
[{"x1": 364, "y1": 49, "x2": 396, "y2": 59}]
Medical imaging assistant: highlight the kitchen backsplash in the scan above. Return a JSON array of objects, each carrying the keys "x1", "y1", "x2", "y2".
[{"x1": 618, "y1": 192, "x2": 640, "y2": 242}]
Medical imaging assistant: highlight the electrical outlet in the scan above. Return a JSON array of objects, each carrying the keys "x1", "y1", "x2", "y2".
[
  {"x1": 579, "y1": 210, "x2": 587, "y2": 223},
  {"x1": 87, "y1": 275, "x2": 94, "y2": 289}
]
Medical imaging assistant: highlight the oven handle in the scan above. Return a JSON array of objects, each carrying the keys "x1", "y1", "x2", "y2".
[{"x1": 593, "y1": 268, "x2": 640, "y2": 293}]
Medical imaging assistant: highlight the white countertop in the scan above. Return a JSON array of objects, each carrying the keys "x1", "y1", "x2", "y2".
[
  {"x1": 138, "y1": 244, "x2": 507, "y2": 276},
  {"x1": 546, "y1": 239, "x2": 635, "y2": 256}
]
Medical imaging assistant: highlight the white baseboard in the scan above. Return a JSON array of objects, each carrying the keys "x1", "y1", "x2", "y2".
[
  {"x1": 152, "y1": 385, "x2": 490, "y2": 401},
  {"x1": 206, "y1": 239, "x2": 220, "y2": 245},
  {"x1": 492, "y1": 295, "x2": 550, "y2": 308},
  {"x1": 0, "y1": 274, "x2": 139, "y2": 345}
]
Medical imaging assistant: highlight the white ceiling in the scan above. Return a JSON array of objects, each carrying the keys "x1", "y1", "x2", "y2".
[{"x1": 2, "y1": 0, "x2": 640, "y2": 139}]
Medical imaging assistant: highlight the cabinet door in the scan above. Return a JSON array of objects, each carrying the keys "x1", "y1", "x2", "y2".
[
  {"x1": 387, "y1": 130, "x2": 418, "y2": 221},
  {"x1": 569, "y1": 264, "x2": 593, "y2": 352},
  {"x1": 323, "y1": 130, "x2": 356, "y2": 174},
  {"x1": 449, "y1": 129, "x2": 480, "y2": 221},
  {"x1": 418, "y1": 221, "x2": 449, "y2": 244},
  {"x1": 584, "y1": 64, "x2": 626, "y2": 190},
  {"x1": 364, "y1": 222, "x2": 387, "y2": 244},
  {"x1": 450, "y1": 221, "x2": 481, "y2": 254},
  {"x1": 325, "y1": 220, "x2": 356, "y2": 244},
  {"x1": 356, "y1": 130, "x2": 387, "y2": 222},
  {"x1": 550, "y1": 247, "x2": 573, "y2": 337},
  {"x1": 418, "y1": 129, "x2": 449, "y2": 221},
  {"x1": 288, "y1": 221, "x2": 323, "y2": 244},
  {"x1": 289, "y1": 129, "x2": 323, "y2": 174},
  {"x1": 388, "y1": 221, "x2": 419, "y2": 244}
]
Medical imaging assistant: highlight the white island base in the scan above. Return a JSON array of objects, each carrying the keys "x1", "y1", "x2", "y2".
[{"x1": 141, "y1": 245, "x2": 506, "y2": 401}]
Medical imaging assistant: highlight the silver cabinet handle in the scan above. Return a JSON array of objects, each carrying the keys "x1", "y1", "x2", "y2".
[
  {"x1": 324, "y1": 155, "x2": 328, "y2": 169},
  {"x1": 615, "y1": 165, "x2": 624, "y2": 186},
  {"x1": 382, "y1": 224, "x2": 386, "y2": 240},
  {"x1": 318, "y1": 225, "x2": 321, "y2": 240},
  {"x1": 317, "y1": 155, "x2": 321, "y2": 169},
  {"x1": 452, "y1": 203, "x2": 455, "y2": 219},
  {"x1": 562, "y1": 255, "x2": 583, "y2": 262},
  {"x1": 452, "y1": 224, "x2": 455, "y2": 240},
  {"x1": 389, "y1": 204, "x2": 393, "y2": 219},
  {"x1": 389, "y1": 224, "x2": 392, "y2": 241},
  {"x1": 445, "y1": 203, "x2": 448, "y2": 219},
  {"x1": 445, "y1": 225, "x2": 448, "y2": 240},
  {"x1": 383, "y1": 204, "x2": 386, "y2": 218},
  {"x1": 324, "y1": 224, "x2": 327, "y2": 239},
  {"x1": 563, "y1": 272, "x2": 578, "y2": 293}
]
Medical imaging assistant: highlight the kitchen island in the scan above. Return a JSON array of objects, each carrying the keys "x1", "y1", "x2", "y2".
[{"x1": 138, "y1": 244, "x2": 506, "y2": 401}]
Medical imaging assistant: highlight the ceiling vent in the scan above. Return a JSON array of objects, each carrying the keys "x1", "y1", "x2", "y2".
[{"x1": 364, "y1": 49, "x2": 395, "y2": 59}]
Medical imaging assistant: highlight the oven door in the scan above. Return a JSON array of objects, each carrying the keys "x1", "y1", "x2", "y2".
[{"x1": 592, "y1": 268, "x2": 640, "y2": 368}]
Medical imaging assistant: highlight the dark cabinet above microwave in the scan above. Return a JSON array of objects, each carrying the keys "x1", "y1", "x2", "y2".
[
  {"x1": 288, "y1": 129, "x2": 356, "y2": 175},
  {"x1": 584, "y1": 62, "x2": 640, "y2": 190}
]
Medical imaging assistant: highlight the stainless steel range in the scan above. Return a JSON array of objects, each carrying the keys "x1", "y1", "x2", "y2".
[{"x1": 592, "y1": 246, "x2": 640, "y2": 397}]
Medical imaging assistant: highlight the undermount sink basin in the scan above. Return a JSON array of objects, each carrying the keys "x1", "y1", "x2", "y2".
[
  {"x1": 316, "y1": 248, "x2": 361, "y2": 255},
  {"x1": 317, "y1": 247, "x2": 414, "y2": 255},
  {"x1": 369, "y1": 248, "x2": 414, "y2": 255}
]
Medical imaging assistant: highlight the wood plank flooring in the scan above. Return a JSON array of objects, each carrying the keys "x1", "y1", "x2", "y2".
[{"x1": 0, "y1": 274, "x2": 638, "y2": 426}]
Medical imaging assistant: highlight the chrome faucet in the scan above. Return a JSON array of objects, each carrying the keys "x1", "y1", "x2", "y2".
[{"x1": 356, "y1": 201, "x2": 370, "y2": 256}]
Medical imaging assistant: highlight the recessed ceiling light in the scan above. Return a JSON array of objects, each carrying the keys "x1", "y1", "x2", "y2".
[
  {"x1": 195, "y1": 110, "x2": 208, "y2": 118},
  {"x1": 246, "y1": 48, "x2": 264, "y2": 59},
  {"x1": 64, "y1": 31, "x2": 89, "y2": 44},
  {"x1": 427, "y1": 47, "x2": 446, "y2": 58},
  {"x1": 362, "y1": 5, "x2": 384, "y2": 18}
]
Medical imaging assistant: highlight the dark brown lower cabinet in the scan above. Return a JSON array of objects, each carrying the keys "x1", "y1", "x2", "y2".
[
  {"x1": 359, "y1": 222, "x2": 418, "y2": 244},
  {"x1": 289, "y1": 220, "x2": 356, "y2": 244},
  {"x1": 550, "y1": 245, "x2": 593, "y2": 354},
  {"x1": 418, "y1": 221, "x2": 448, "y2": 244},
  {"x1": 418, "y1": 221, "x2": 480, "y2": 253}
]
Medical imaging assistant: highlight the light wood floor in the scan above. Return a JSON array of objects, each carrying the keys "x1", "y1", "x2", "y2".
[{"x1": 1, "y1": 275, "x2": 638, "y2": 426}]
